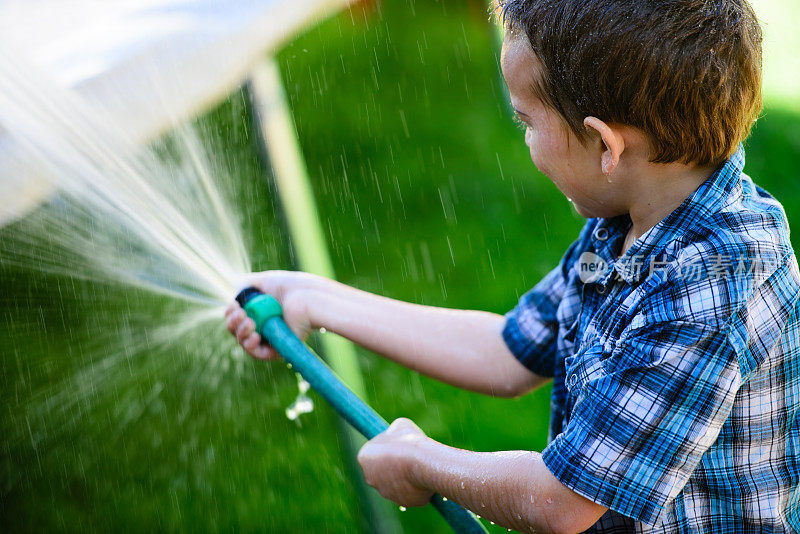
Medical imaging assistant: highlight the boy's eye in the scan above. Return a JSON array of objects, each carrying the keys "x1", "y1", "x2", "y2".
[{"x1": 512, "y1": 114, "x2": 528, "y2": 131}]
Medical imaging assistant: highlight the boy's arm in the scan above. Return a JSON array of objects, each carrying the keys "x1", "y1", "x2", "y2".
[
  {"x1": 230, "y1": 271, "x2": 547, "y2": 397},
  {"x1": 306, "y1": 279, "x2": 546, "y2": 397},
  {"x1": 357, "y1": 418, "x2": 607, "y2": 534}
]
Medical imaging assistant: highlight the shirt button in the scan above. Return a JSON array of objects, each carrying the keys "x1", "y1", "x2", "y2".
[
  {"x1": 596, "y1": 284, "x2": 607, "y2": 295},
  {"x1": 569, "y1": 374, "x2": 578, "y2": 387},
  {"x1": 593, "y1": 228, "x2": 609, "y2": 241}
]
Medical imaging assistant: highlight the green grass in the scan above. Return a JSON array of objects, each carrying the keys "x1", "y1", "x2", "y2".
[{"x1": 2, "y1": 0, "x2": 799, "y2": 532}]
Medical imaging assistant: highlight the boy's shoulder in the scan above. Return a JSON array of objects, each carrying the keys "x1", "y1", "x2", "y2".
[
  {"x1": 689, "y1": 170, "x2": 793, "y2": 264},
  {"x1": 646, "y1": 149, "x2": 790, "y2": 266},
  {"x1": 649, "y1": 172, "x2": 797, "y2": 342},
  {"x1": 567, "y1": 151, "x2": 799, "y2": 333},
  {"x1": 665, "y1": 170, "x2": 795, "y2": 293}
]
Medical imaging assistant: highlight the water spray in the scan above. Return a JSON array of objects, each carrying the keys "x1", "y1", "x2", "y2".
[{"x1": 235, "y1": 287, "x2": 489, "y2": 534}]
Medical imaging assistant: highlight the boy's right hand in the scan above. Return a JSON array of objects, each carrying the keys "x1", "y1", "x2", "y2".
[{"x1": 224, "y1": 270, "x2": 324, "y2": 361}]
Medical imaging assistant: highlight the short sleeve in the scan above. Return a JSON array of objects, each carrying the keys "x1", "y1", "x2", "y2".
[
  {"x1": 541, "y1": 320, "x2": 741, "y2": 525},
  {"x1": 502, "y1": 266, "x2": 567, "y2": 377}
]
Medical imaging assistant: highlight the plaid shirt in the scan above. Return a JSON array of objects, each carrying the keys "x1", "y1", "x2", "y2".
[{"x1": 503, "y1": 149, "x2": 800, "y2": 532}]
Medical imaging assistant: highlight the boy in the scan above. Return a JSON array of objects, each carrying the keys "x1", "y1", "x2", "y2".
[{"x1": 226, "y1": 0, "x2": 800, "y2": 531}]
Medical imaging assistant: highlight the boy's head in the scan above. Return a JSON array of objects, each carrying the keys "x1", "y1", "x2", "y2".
[{"x1": 496, "y1": 0, "x2": 763, "y2": 168}]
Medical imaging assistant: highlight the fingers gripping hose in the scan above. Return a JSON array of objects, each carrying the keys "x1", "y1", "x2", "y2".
[{"x1": 236, "y1": 287, "x2": 488, "y2": 534}]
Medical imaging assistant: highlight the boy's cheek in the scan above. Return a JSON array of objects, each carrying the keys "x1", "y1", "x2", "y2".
[
  {"x1": 525, "y1": 131, "x2": 557, "y2": 175},
  {"x1": 527, "y1": 145, "x2": 556, "y2": 183}
]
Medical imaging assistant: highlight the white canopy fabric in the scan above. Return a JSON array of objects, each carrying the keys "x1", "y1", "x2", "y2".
[{"x1": 0, "y1": 0, "x2": 351, "y2": 226}]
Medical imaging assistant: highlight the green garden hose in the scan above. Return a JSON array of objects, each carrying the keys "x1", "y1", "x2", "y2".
[{"x1": 235, "y1": 287, "x2": 488, "y2": 534}]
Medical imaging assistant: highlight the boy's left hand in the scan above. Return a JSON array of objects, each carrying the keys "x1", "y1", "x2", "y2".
[{"x1": 357, "y1": 418, "x2": 434, "y2": 508}]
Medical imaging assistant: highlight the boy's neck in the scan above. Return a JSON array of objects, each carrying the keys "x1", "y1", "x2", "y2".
[{"x1": 620, "y1": 162, "x2": 718, "y2": 255}]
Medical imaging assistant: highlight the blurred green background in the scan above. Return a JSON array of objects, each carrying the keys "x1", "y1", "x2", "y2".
[{"x1": 1, "y1": 0, "x2": 799, "y2": 532}]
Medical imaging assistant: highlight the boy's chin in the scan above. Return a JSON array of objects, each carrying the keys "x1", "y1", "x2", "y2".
[
  {"x1": 570, "y1": 201, "x2": 594, "y2": 218},
  {"x1": 570, "y1": 200, "x2": 625, "y2": 220}
]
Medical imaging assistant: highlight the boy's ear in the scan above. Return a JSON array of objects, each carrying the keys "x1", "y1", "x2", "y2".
[{"x1": 583, "y1": 116, "x2": 625, "y2": 176}]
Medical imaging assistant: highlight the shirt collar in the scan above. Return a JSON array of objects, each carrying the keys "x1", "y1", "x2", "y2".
[{"x1": 590, "y1": 147, "x2": 745, "y2": 284}]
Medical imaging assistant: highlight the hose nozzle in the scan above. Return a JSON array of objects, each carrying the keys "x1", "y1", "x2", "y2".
[
  {"x1": 235, "y1": 286, "x2": 264, "y2": 308},
  {"x1": 235, "y1": 286, "x2": 283, "y2": 332}
]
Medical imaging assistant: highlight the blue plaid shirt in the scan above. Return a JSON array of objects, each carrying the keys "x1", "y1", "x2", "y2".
[{"x1": 503, "y1": 149, "x2": 800, "y2": 532}]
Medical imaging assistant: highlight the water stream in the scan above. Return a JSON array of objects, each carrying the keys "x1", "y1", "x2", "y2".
[{"x1": 0, "y1": 49, "x2": 313, "y2": 464}]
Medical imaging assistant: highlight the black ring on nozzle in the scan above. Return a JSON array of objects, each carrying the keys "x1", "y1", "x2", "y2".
[{"x1": 235, "y1": 286, "x2": 264, "y2": 308}]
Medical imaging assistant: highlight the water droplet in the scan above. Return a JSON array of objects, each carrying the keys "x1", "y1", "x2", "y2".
[
  {"x1": 398, "y1": 506, "x2": 406, "y2": 512},
  {"x1": 285, "y1": 394, "x2": 314, "y2": 421},
  {"x1": 298, "y1": 379, "x2": 310, "y2": 395}
]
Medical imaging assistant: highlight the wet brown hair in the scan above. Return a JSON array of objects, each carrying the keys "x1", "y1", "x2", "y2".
[{"x1": 496, "y1": 0, "x2": 763, "y2": 166}]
